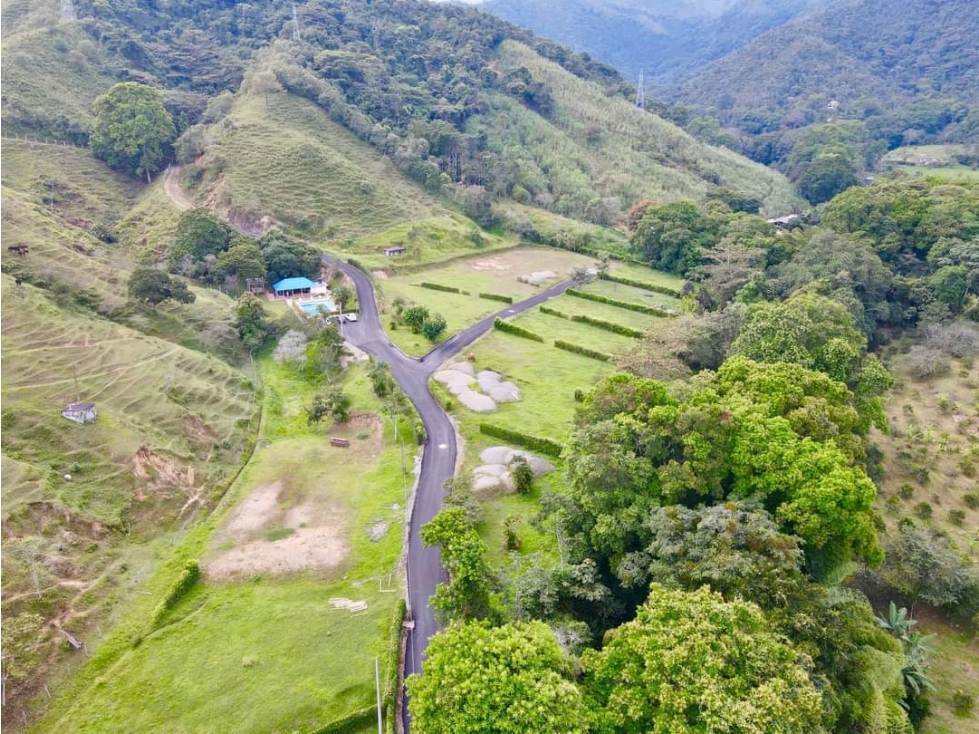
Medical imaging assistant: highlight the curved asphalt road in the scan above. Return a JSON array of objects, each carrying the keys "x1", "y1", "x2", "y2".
[{"x1": 324, "y1": 255, "x2": 571, "y2": 730}]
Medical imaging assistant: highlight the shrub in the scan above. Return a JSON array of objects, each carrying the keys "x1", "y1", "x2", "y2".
[
  {"x1": 403, "y1": 305, "x2": 429, "y2": 333},
  {"x1": 566, "y1": 288, "x2": 672, "y2": 316},
  {"x1": 963, "y1": 493, "x2": 979, "y2": 509},
  {"x1": 511, "y1": 457, "x2": 534, "y2": 495},
  {"x1": 479, "y1": 292, "x2": 513, "y2": 304},
  {"x1": 885, "y1": 496, "x2": 901, "y2": 514},
  {"x1": 493, "y1": 318, "x2": 545, "y2": 342},
  {"x1": 949, "y1": 509, "x2": 966, "y2": 526},
  {"x1": 420, "y1": 282, "x2": 461, "y2": 294},
  {"x1": 422, "y1": 314, "x2": 448, "y2": 342},
  {"x1": 952, "y1": 690, "x2": 975, "y2": 716},
  {"x1": 913, "y1": 502, "x2": 933, "y2": 519},
  {"x1": 597, "y1": 272, "x2": 681, "y2": 297},
  {"x1": 906, "y1": 346, "x2": 950, "y2": 380},
  {"x1": 898, "y1": 483, "x2": 915, "y2": 499},
  {"x1": 539, "y1": 306, "x2": 569, "y2": 319},
  {"x1": 569, "y1": 313, "x2": 643, "y2": 338},
  {"x1": 478, "y1": 423, "x2": 562, "y2": 458},
  {"x1": 553, "y1": 340, "x2": 611, "y2": 362}
]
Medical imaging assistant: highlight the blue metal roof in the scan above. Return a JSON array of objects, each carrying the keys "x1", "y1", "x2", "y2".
[{"x1": 272, "y1": 277, "x2": 316, "y2": 293}]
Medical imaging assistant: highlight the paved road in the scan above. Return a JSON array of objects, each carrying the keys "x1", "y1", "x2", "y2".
[{"x1": 324, "y1": 255, "x2": 571, "y2": 730}]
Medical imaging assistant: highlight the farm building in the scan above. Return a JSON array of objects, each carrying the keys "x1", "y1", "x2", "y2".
[
  {"x1": 384, "y1": 246, "x2": 407, "y2": 257},
  {"x1": 62, "y1": 402, "x2": 97, "y2": 424},
  {"x1": 272, "y1": 277, "x2": 316, "y2": 297}
]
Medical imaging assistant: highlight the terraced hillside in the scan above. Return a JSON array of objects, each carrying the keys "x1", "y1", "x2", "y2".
[
  {"x1": 189, "y1": 91, "x2": 450, "y2": 240},
  {"x1": 0, "y1": 140, "x2": 258, "y2": 723}
]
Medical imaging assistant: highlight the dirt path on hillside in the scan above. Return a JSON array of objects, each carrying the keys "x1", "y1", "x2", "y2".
[{"x1": 163, "y1": 165, "x2": 193, "y2": 211}]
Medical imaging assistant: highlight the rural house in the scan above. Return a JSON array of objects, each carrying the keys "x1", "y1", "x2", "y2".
[{"x1": 62, "y1": 402, "x2": 97, "y2": 424}]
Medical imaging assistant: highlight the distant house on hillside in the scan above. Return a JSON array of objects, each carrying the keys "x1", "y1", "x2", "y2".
[
  {"x1": 272, "y1": 277, "x2": 316, "y2": 298},
  {"x1": 766, "y1": 214, "x2": 799, "y2": 232},
  {"x1": 384, "y1": 246, "x2": 407, "y2": 257},
  {"x1": 62, "y1": 402, "x2": 97, "y2": 424}
]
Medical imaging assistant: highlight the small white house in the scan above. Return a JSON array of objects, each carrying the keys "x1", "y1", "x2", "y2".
[{"x1": 62, "y1": 402, "x2": 97, "y2": 425}]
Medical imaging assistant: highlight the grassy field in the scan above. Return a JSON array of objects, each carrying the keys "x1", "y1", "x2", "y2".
[
  {"x1": 378, "y1": 247, "x2": 681, "y2": 356},
  {"x1": 334, "y1": 215, "x2": 516, "y2": 271},
  {"x1": 883, "y1": 144, "x2": 969, "y2": 166},
  {"x1": 874, "y1": 355, "x2": 978, "y2": 559},
  {"x1": 494, "y1": 203, "x2": 631, "y2": 253},
  {"x1": 194, "y1": 91, "x2": 447, "y2": 240},
  {"x1": 894, "y1": 164, "x2": 979, "y2": 181},
  {"x1": 32, "y1": 357, "x2": 410, "y2": 733},
  {"x1": 872, "y1": 351, "x2": 979, "y2": 734}
]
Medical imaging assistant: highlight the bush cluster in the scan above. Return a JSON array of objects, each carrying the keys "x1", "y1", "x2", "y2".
[
  {"x1": 478, "y1": 422, "x2": 563, "y2": 458},
  {"x1": 420, "y1": 282, "x2": 461, "y2": 294},
  {"x1": 493, "y1": 318, "x2": 545, "y2": 342},
  {"x1": 554, "y1": 340, "x2": 612, "y2": 361},
  {"x1": 566, "y1": 288, "x2": 672, "y2": 316},
  {"x1": 480, "y1": 292, "x2": 513, "y2": 304},
  {"x1": 597, "y1": 272, "x2": 681, "y2": 297}
]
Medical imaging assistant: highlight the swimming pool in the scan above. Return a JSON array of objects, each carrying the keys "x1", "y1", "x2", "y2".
[{"x1": 300, "y1": 299, "x2": 336, "y2": 316}]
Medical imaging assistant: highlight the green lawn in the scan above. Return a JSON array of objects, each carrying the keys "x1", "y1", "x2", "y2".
[
  {"x1": 513, "y1": 308, "x2": 639, "y2": 355},
  {"x1": 895, "y1": 164, "x2": 979, "y2": 181},
  {"x1": 333, "y1": 215, "x2": 516, "y2": 271},
  {"x1": 33, "y1": 358, "x2": 410, "y2": 733},
  {"x1": 580, "y1": 277, "x2": 682, "y2": 310},
  {"x1": 918, "y1": 611, "x2": 979, "y2": 734},
  {"x1": 606, "y1": 261, "x2": 686, "y2": 291}
]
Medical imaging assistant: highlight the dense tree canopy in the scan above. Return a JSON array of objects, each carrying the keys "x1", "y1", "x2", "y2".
[
  {"x1": 127, "y1": 268, "x2": 195, "y2": 306},
  {"x1": 582, "y1": 585, "x2": 824, "y2": 733},
  {"x1": 406, "y1": 621, "x2": 587, "y2": 734},
  {"x1": 91, "y1": 83, "x2": 175, "y2": 181}
]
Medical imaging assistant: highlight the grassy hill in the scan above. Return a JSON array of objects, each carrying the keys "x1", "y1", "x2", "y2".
[
  {"x1": 186, "y1": 91, "x2": 450, "y2": 240},
  {"x1": 470, "y1": 40, "x2": 800, "y2": 215},
  {"x1": 0, "y1": 139, "x2": 259, "y2": 725}
]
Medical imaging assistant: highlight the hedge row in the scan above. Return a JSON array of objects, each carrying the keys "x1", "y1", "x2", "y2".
[
  {"x1": 420, "y1": 282, "x2": 460, "y2": 294},
  {"x1": 566, "y1": 288, "x2": 672, "y2": 317},
  {"x1": 479, "y1": 423, "x2": 563, "y2": 458},
  {"x1": 539, "y1": 306, "x2": 569, "y2": 319},
  {"x1": 149, "y1": 561, "x2": 200, "y2": 629},
  {"x1": 554, "y1": 340, "x2": 612, "y2": 362},
  {"x1": 480, "y1": 292, "x2": 513, "y2": 304},
  {"x1": 313, "y1": 707, "x2": 376, "y2": 734},
  {"x1": 598, "y1": 272, "x2": 681, "y2": 297},
  {"x1": 493, "y1": 318, "x2": 545, "y2": 342},
  {"x1": 570, "y1": 313, "x2": 643, "y2": 338}
]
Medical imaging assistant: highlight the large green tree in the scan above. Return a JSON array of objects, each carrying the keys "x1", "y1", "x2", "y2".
[
  {"x1": 91, "y1": 83, "x2": 176, "y2": 182},
  {"x1": 420, "y1": 508, "x2": 495, "y2": 621},
  {"x1": 582, "y1": 585, "x2": 824, "y2": 733},
  {"x1": 127, "y1": 268, "x2": 195, "y2": 307},
  {"x1": 170, "y1": 209, "x2": 231, "y2": 262},
  {"x1": 406, "y1": 621, "x2": 587, "y2": 734}
]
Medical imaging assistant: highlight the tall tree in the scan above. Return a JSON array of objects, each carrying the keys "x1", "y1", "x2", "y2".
[
  {"x1": 406, "y1": 621, "x2": 587, "y2": 734},
  {"x1": 582, "y1": 585, "x2": 824, "y2": 733},
  {"x1": 91, "y1": 83, "x2": 176, "y2": 182}
]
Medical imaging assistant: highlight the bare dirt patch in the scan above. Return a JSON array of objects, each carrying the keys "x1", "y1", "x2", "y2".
[
  {"x1": 470, "y1": 256, "x2": 511, "y2": 272},
  {"x1": 206, "y1": 523, "x2": 347, "y2": 579},
  {"x1": 132, "y1": 448, "x2": 196, "y2": 494},
  {"x1": 203, "y1": 479, "x2": 350, "y2": 580}
]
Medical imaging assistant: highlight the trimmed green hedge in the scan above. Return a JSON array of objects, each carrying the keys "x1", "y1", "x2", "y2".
[
  {"x1": 554, "y1": 340, "x2": 611, "y2": 362},
  {"x1": 493, "y1": 318, "x2": 545, "y2": 342},
  {"x1": 598, "y1": 272, "x2": 681, "y2": 297},
  {"x1": 539, "y1": 306, "x2": 569, "y2": 319},
  {"x1": 566, "y1": 288, "x2": 672, "y2": 317},
  {"x1": 570, "y1": 313, "x2": 642, "y2": 338},
  {"x1": 149, "y1": 561, "x2": 201, "y2": 629},
  {"x1": 479, "y1": 292, "x2": 513, "y2": 304},
  {"x1": 313, "y1": 707, "x2": 376, "y2": 734},
  {"x1": 420, "y1": 282, "x2": 461, "y2": 294},
  {"x1": 478, "y1": 423, "x2": 563, "y2": 458}
]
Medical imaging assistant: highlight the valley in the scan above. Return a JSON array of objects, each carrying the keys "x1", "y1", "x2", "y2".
[{"x1": 2, "y1": 1, "x2": 978, "y2": 733}]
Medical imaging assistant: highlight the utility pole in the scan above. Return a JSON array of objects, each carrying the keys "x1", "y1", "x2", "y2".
[
  {"x1": 374, "y1": 657, "x2": 383, "y2": 734},
  {"x1": 635, "y1": 69, "x2": 645, "y2": 113}
]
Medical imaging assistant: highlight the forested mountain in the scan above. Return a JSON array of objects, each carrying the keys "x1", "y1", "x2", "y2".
[
  {"x1": 658, "y1": 0, "x2": 979, "y2": 133},
  {"x1": 474, "y1": 0, "x2": 825, "y2": 82},
  {"x1": 0, "y1": 0, "x2": 798, "y2": 225}
]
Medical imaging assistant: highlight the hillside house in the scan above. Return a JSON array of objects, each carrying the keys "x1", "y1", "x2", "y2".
[
  {"x1": 272, "y1": 277, "x2": 316, "y2": 298},
  {"x1": 62, "y1": 402, "x2": 97, "y2": 424},
  {"x1": 384, "y1": 246, "x2": 407, "y2": 257}
]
